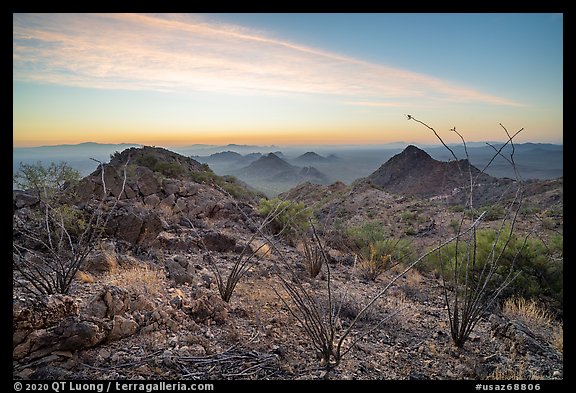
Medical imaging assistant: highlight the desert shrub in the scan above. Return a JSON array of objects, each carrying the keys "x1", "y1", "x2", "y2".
[
  {"x1": 426, "y1": 228, "x2": 563, "y2": 312},
  {"x1": 136, "y1": 154, "x2": 159, "y2": 169},
  {"x1": 544, "y1": 207, "x2": 562, "y2": 218},
  {"x1": 519, "y1": 205, "x2": 541, "y2": 217},
  {"x1": 155, "y1": 161, "x2": 185, "y2": 177},
  {"x1": 136, "y1": 154, "x2": 185, "y2": 177},
  {"x1": 14, "y1": 161, "x2": 81, "y2": 199},
  {"x1": 404, "y1": 228, "x2": 417, "y2": 236},
  {"x1": 13, "y1": 160, "x2": 128, "y2": 298},
  {"x1": 449, "y1": 219, "x2": 461, "y2": 234},
  {"x1": 52, "y1": 204, "x2": 88, "y2": 236},
  {"x1": 346, "y1": 222, "x2": 414, "y2": 278},
  {"x1": 357, "y1": 244, "x2": 391, "y2": 281},
  {"x1": 219, "y1": 176, "x2": 256, "y2": 200},
  {"x1": 75, "y1": 271, "x2": 95, "y2": 283},
  {"x1": 189, "y1": 170, "x2": 216, "y2": 184},
  {"x1": 401, "y1": 211, "x2": 418, "y2": 222},
  {"x1": 301, "y1": 235, "x2": 323, "y2": 278},
  {"x1": 450, "y1": 204, "x2": 465, "y2": 213},
  {"x1": 540, "y1": 217, "x2": 556, "y2": 230},
  {"x1": 552, "y1": 325, "x2": 563, "y2": 353},
  {"x1": 258, "y1": 198, "x2": 312, "y2": 239},
  {"x1": 482, "y1": 204, "x2": 506, "y2": 221},
  {"x1": 346, "y1": 222, "x2": 387, "y2": 247}
]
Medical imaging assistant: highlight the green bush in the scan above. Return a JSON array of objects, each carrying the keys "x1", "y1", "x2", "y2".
[
  {"x1": 258, "y1": 198, "x2": 312, "y2": 238},
  {"x1": 519, "y1": 205, "x2": 541, "y2": 217},
  {"x1": 155, "y1": 161, "x2": 184, "y2": 177},
  {"x1": 346, "y1": 222, "x2": 387, "y2": 248},
  {"x1": 136, "y1": 154, "x2": 159, "y2": 169},
  {"x1": 426, "y1": 228, "x2": 563, "y2": 312},
  {"x1": 136, "y1": 154, "x2": 185, "y2": 178},
  {"x1": 14, "y1": 161, "x2": 81, "y2": 200},
  {"x1": 482, "y1": 204, "x2": 506, "y2": 221},
  {"x1": 450, "y1": 204, "x2": 465, "y2": 213},
  {"x1": 345, "y1": 222, "x2": 414, "y2": 267},
  {"x1": 449, "y1": 219, "x2": 461, "y2": 235},
  {"x1": 401, "y1": 211, "x2": 418, "y2": 222}
]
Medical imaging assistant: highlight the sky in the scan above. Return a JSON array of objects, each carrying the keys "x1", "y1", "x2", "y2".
[{"x1": 13, "y1": 13, "x2": 563, "y2": 147}]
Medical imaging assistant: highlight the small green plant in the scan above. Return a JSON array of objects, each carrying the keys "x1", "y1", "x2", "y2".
[
  {"x1": 519, "y1": 205, "x2": 540, "y2": 217},
  {"x1": 346, "y1": 222, "x2": 387, "y2": 247},
  {"x1": 345, "y1": 222, "x2": 414, "y2": 276},
  {"x1": 401, "y1": 211, "x2": 418, "y2": 222},
  {"x1": 450, "y1": 204, "x2": 465, "y2": 213},
  {"x1": 258, "y1": 198, "x2": 312, "y2": 239},
  {"x1": 357, "y1": 244, "x2": 391, "y2": 281},
  {"x1": 541, "y1": 217, "x2": 556, "y2": 230},
  {"x1": 135, "y1": 154, "x2": 185, "y2": 177},
  {"x1": 13, "y1": 161, "x2": 81, "y2": 200},
  {"x1": 449, "y1": 219, "x2": 461, "y2": 234},
  {"x1": 482, "y1": 204, "x2": 506, "y2": 221},
  {"x1": 404, "y1": 228, "x2": 417, "y2": 236}
]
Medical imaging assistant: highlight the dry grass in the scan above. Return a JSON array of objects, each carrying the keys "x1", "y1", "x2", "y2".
[
  {"x1": 75, "y1": 270, "x2": 95, "y2": 283},
  {"x1": 503, "y1": 297, "x2": 554, "y2": 330},
  {"x1": 552, "y1": 324, "x2": 563, "y2": 353},
  {"x1": 158, "y1": 204, "x2": 176, "y2": 220},
  {"x1": 250, "y1": 240, "x2": 272, "y2": 259},
  {"x1": 107, "y1": 265, "x2": 167, "y2": 296},
  {"x1": 405, "y1": 268, "x2": 423, "y2": 287},
  {"x1": 357, "y1": 248, "x2": 391, "y2": 281},
  {"x1": 300, "y1": 237, "x2": 324, "y2": 278},
  {"x1": 487, "y1": 359, "x2": 544, "y2": 380}
]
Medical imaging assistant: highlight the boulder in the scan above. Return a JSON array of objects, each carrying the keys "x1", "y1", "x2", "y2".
[
  {"x1": 135, "y1": 166, "x2": 160, "y2": 196},
  {"x1": 13, "y1": 295, "x2": 80, "y2": 349},
  {"x1": 108, "y1": 315, "x2": 139, "y2": 341},
  {"x1": 13, "y1": 190, "x2": 40, "y2": 210},
  {"x1": 86, "y1": 285, "x2": 131, "y2": 319},
  {"x1": 83, "y1": 243, "x2": 118, "y2": 274},
  {"x1": 144, "y1": 194, "x2": 161, "y2": 207},
  {"x1": 201, "y1": 231, "x2": 241, "y2": 253},
  {"x1": 138, "y1": 213, "x2": 163, "y2": 245},
  {"x1": 13, "y1": 316, "x2": 111, "y2": 361},
  {"x1": 165, "y1": 259, "x2": 194, "y2": 285},
  {"x1": 180, "y1": 182, "x2": 200, "y2": 197},
  {"x1": 174, "y1": 197, "x2": 189, "y2": 215},
  {"x1": 186, "y1": 291, "x2": 228, "y2": 324},
  {"x1": 159, "y1": 194, "x2": 176, "y2": 209},
  {"x1": 110, "y1": 212, "x2": 143, "y2": 244},
  {"x1": 489, "y1": 314, "x2": 555, "y2": 356},
  {"x1": 162, "y1": 179, "x2": 180, "y2": 195}
]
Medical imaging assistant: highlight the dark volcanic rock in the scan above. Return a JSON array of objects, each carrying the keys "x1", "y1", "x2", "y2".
[
  {"x1": 367, "y1": 145, "x2": 498, "y2": 198},
  {"x1": 135, "y1": 166, "x2": 161, "y2": 196},
  {"x1": 13, "y1": 190, "x2": 39, "y2": 210},
  {"x1": 201, "y1": 231, "x2": 241, "y2": 253}
]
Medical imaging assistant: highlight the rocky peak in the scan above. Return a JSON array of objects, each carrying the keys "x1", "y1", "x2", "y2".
[
  {"x1": 368, "y1": 145, "x2": 496, "y2": 198},
  {"x1": 401, "y1": 145, "x2": 434, "y2": 160}
]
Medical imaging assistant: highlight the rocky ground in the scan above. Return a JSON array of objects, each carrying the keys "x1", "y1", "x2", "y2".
[{"x1": 12, "y1": 147, "x2": 563, "y2": 380}]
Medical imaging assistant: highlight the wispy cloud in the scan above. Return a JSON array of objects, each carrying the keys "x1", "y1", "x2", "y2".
[{"x1": 13, "y1": 13, "x2": 523, "y2": 106}]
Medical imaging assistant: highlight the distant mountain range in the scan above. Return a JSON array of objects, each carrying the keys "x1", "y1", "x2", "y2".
[
  {"x1": 13, "y1": 141, "x2": 563, "y2": 195},
  {"x1": 234, "y1": 153, "x2": 328, "y2": 185},
  {"x1": 13, "y1": 142, "x2": 142, "y2": 176}
]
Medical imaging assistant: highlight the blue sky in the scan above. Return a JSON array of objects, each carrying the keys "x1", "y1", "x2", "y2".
[{"x1": 13, "y1": 13, "x2": 563, "y2": 147}]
